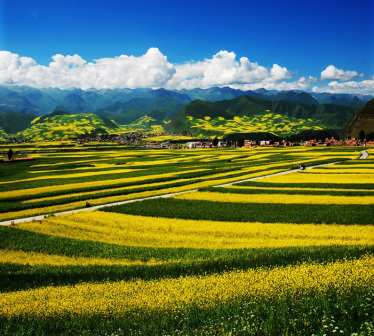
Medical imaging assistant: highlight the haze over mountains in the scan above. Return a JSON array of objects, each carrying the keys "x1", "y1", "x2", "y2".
[{"x1": 0, "y1": 85, "x2": 372, "y2": 140}]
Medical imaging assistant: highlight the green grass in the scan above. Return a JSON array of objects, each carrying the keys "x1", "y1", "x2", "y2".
[
  {"x1": 102, "y1": 198, "x2": 374, "y2": 225},
  {"x1": 202, "y1": 186, "x2": 374, "y2": 196},
  {"x1": 237, "y1": 181, "x2": 374, "y2": 189}
]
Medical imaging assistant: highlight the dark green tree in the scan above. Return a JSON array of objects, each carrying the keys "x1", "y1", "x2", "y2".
[
  {"x1": 213, "y1": 136, "x2": 219, "y2": 147},
  {"x1": 7, "y1": 148, "x2": 13, "y2": 161},
  {"x1": 359, "y1": 130, "x2": 366, "y2": 140},
  {"x1": 367, "y1": 132, "x2": 374, "y2": 141}
]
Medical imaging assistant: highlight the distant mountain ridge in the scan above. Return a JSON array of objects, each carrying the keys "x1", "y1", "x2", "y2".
[
  {"x1": 0, "y1": 85, "x2": 371, "y2": 119},
  {"x1": 96, "y1": 89, "x2": 188, "y2": 124},
  {"x1": 0, "y1": 85, "x2": 371, "y2": 141}
]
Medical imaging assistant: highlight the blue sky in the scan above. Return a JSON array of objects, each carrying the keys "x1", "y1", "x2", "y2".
[{"x1": 0, "y1": 0, "x2": 373, "y2": 93}]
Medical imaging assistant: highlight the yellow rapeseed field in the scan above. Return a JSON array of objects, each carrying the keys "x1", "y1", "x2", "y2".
[
  {"x1": 227, "y1": 185, "x2": 374, "y2": 192},
  {"x1": 257, "y1": 172, "x2": 374, "y2": 184},
  {"x1": 1, "y1": 255, "x2": 373, "y2": 319},
  {"x1": 15, "y1": 212, "x2": 374, "y2": 249},
  {"x1": 0, "y1": 167, "x2": 292, "y2": 221},
  {"x1": 301, "y1": 168, "x2": 374, "y2": 174},
  {"x1": 0, "y1": 168, "x2": 141, "y2": 184},
  {"x1": 0, "y1": 249, "x2": 176, "y2": 267},
  {"x1": 173, "y1": 191, "x2": 374, "y2": 205},
  {"x1": 0, "y1": 168, "x2": 209, "y2": 200}
]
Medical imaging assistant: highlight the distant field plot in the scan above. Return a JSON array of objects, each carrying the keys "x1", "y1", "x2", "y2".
[{"x1": 0, "y1": 146, "x2": 373, "y2": 335}]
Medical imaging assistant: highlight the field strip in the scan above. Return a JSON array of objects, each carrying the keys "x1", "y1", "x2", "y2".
[
  {"x1": 360, "y1": 150, "x2": 368, "y2": 159},
  {"x1": 0, "y1": 161, "x2": 342, "y2": 226},
  {"x1": 213, "y1": 161, "x2": 340, "y2": 187},
  {"x1": 0, "y1": 190, "x2": 197, "y2": 226}
]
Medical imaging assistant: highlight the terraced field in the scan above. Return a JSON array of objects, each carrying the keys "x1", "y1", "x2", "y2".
[
  {"x1": 20, "y1": 114, "x2": 118, "y2": 141},
  {"x1": 182, "y1": 111, "x2": 334, "y2": 137},
  {"x1": 4, "y1": 108, "x2": 337, "y2": 141},
  {"x1": 0, "y1": 146, "x2": 373, "y2": 335}
]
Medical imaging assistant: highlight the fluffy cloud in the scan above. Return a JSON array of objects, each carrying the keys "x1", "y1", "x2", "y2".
[
  {"x1": 313, "y1": 79, "x2": 374, "y2": 95},
  {"x1": 0, "y1": 49, "x2": 372, "y2": 94},
  {"x1": 0, "y1": 49, "x2": 293, "y2": 90},
  {"x1": 166, "y1": 51, "x2": 291, "y2": 89},
  {"x1": 0, "y1": 48, "x2": 175, "y2": 89},
  {"x1": 320, "y1": 65, "x2": 362, "y2": 81}
]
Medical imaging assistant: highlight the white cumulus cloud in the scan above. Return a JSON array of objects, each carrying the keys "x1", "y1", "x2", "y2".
[
  {"x1": 0, "y1": 48, "x2": 175, "y2": 89},
  {"x1": 165, "y1": 51, "x2": 291, "y2": 89},
  {"x1": 0, "y1": 49, "x2": 372, "y2": 95},
  {"x1": 320, "y1": 65, "x2": 362, "y2": 81},
  {"x1": 270, "y1": 64, "x2": 292, "y2": 81},
  {"x1": 313, "y1": 79, "x2": 374, "y2": 95}
]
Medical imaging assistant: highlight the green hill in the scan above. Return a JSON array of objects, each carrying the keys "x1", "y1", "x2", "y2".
[
  {"x1": 0, "y1": 111, "x2": 35, "y2": 134},
  {"x1": 20, "y1": 113, "x2": 118, "y2": 141},
  {"x1": 166, "y1": 95, "x2": 355, "y2": 137},
  {"x1": 116, "y1": 115, "x2": 167, "y2": 134},
  {"x1": 96, "y1": 94, "x2": 184, "y2": 124},
  {"x1": 274, "y1": 91, "x2": 320, "y2": 105},
  {"x1": 344, "y1": 98, "x2": 374, "y2": 138}
]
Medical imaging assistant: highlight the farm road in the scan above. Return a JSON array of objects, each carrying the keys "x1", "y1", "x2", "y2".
[{"x1": 0, "y1": 156, "x2": 368, "y2": 226}]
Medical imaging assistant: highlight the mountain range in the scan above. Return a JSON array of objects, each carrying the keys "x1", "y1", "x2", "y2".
[
  {"x1": 0, "y1": 85, "x2": 371, "y2": 117},
  {"x1": 0, "y1": 85, "x2": 372, "y2": 141}
]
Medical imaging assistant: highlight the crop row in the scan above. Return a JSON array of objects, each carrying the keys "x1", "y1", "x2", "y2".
[
  {"x1": 1, "y1": 159, "x2": 318, "y2": 220},
  {"x1": 1, "y1": 255, "x2": 373, "y2": 335},
  {"x1": 0, "y1": 148, "x2": 362, "y2": 221}
]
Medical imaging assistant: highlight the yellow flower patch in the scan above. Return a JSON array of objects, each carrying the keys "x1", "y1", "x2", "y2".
[
  {"x1": 227, "y1": 185, "x2": 374, "y2": 192},
  {"x1": 173, "y1": 191, "x2": 374, "y2": 204},
  {"x1": 16, "y1": 212, "x2": 374, "y2": 249},
  {"x1": 258, "y1": 172, "x2": 374, "y2": 184},
  {"x1": 1, "y1": 255, "x2": 373, "y2": 319},
  {"x1": 0, "y1": 249, "x2": 174, "y2": 267}
]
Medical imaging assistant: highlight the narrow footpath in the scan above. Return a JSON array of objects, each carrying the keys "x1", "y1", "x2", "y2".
[{"x1": 360, "y1": 150, "x2": 368, "y2": 159}]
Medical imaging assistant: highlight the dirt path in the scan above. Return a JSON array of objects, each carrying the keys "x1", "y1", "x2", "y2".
[{"x1": 0, "y1": 161, "x2": 342, "y2": 226}]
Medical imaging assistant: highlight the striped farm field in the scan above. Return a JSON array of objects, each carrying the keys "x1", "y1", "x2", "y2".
[
  {"x1": 0, "y1": 145, "x2": 373, "y2": 335},
  {"x1": 0, "y1": 146, "x2": 353, "y2": 221}
]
